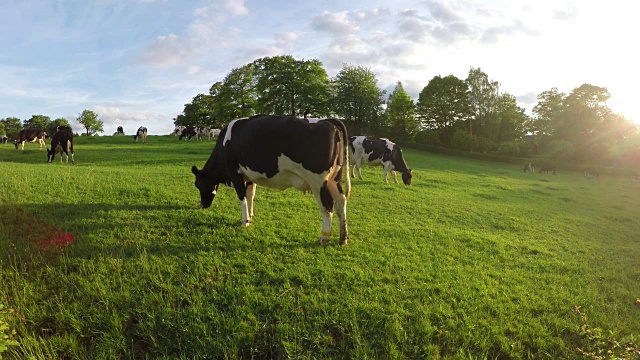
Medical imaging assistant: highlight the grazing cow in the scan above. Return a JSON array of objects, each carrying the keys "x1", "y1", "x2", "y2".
[
  {"x1": 208, "y1": 128, "x2": 221, "y2": 141},
  {"x1": 1, "y1": 135, "x2": 7, "y2": 144},
  {"x1": 134, "y1": 127, "x2": 147, "y2": 143},
  {"x1": 585, "y1": 169, "x2": 600, "y2": 178},
  {"x1": 47, "y1": 127, "x2": 75, "y2": 164},
  {"x1": 523, "y1": 163, "x2": 535, "y2": 173},
  {"x1": 349, "y1": 136, "x2": 412, "y2": 185},
  {"x1": 539, "y1": 164, "x2": 556, "y2": 175},
  {"x1": 195, "y1": 127, "x2": 208, "y2": 141},
  {"x1": 179, "y1": 126, "x2": 198, "y2": 140},
  {"x1": 191, "y1": 115, "x2": 351, "y2": 245},
  {"x1": 173, "y1": 125, "x2": 186, "y2": 136},
  {"x1": 14, "y1": 129, "x2": 47, "y2": 150},
  {"x1": 113, "y1": 126, "x2": 125, "y2": 136}
]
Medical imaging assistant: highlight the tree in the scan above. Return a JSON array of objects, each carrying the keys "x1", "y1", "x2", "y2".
[
  {"x1": 253, "y1": 56, "x2": 331, "y2": 117},
  {"x1": 175, "y1": 93, "x2": 215, "y2": 128},
  {"x1": 386, "y1": 81, "x2": 417, "y2": 139},
  {"x1": 24, "y1": 115, "x2": 51, "y2": 131},
  {"x1": 531, "y1": 87, "x2": 566, "y2": 137},
  {"x1": 465, "y1": 67, "x2": 500, "y2": 136},
  {"x1": 76, "y1": 110, "x2": 104, "y2": 136},
  {"x1": 210, "y1": 65, "x2": 256, "y2": 124},
  {"x1": 48, "y1": 118, "x2": 72, "y2": 136},
  {"x1": 332, "y1": 64, "x2": 385, "y2": 135},
  {"x1": 415, "y1": 74, "x2": 470, "y2": 146},
  {"x1": 1, "y1": 117, "x2": 23, "y2": 138}
]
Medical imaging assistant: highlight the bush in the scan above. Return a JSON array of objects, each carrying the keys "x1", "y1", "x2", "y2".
[
  {"x1": 545, "y1": 140, "x2": 575, "y2": 161},
  {"x1": 497, "y1": 142, "x2": 521, "y2": 157},
  {"x1": 414, "y1": 129, "x2": 440, "y2": 147},
  {"x1": 451, "y1": 130, "x2": 478, "y2": 151}
]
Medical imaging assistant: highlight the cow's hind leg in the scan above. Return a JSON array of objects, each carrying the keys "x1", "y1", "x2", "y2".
[
  {"x1": 318, "y1": 180, "x2": 348, "y2": 245},
  {"x1": 315, "y1": 185, "x2": 334, "y2": 245},
  {"x1": 246, "y1": 182, "x2": 256, "y2": 223}
]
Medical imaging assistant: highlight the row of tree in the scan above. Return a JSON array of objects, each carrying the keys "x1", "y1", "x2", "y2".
[
  {"x1": 1, "y1": 110, "x2": 105, "y2": 139},
  {"x1": 174, "y1": 55, "x2": 639, "y2": 169}
]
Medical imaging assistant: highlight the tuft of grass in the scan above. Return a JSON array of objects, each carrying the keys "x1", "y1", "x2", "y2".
[{"x1": 1, "y1": 135, "x2": 639, "y2": 359}]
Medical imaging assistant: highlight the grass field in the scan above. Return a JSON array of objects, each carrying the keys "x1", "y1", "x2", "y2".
[{"x1": 1, "y1": 135, "x2": 639, "y2": 359}]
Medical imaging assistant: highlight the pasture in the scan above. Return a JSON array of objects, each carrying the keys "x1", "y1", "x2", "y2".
[{"x1": 1, "y1": 135, "x2": 639, "y2": 359}]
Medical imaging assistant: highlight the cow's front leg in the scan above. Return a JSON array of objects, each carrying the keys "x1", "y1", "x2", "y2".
[
  {"x1": 230, "y1": 175, "x2": 251, "y2": 227},
  {"x1": 246, "y1": 182, "x2": 256, "y2": 222},
  {"x1": 313, "y1": 191, "x2": 333, "y2": 245},
  {"x1": 355, "y1": 162, "x2": 364, "y2": 180},
  {"x1": 391, "y1": 170, "x2": 400, "y2": 185}
]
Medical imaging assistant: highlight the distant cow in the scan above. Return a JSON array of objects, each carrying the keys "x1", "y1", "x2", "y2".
[
  {"x1": 539, "y1": 165, "x2": 556, "y2": 175},
  {"x1": 113, "y1": 126, "x2": 125, "y2": 136},
  {"x1": 47, "y1": 127, "x2": 75, "y2": 164},
  {"x1": 349, "y1": 136, "x2": 412, "y2": 185},
  {"x1": 585, "y1": 169, "x2": 600, "y2": 178},
  {"x1": 173, "y1": 125, "x2": 185, "y2": 136},
  {"x1": 195, "y1": 127, "x2": 208, "y2": 141},
  {"x1": 179, "y1": 126, "x2": 197, "y2": 140},
  {"x1": 191, "y1": 115, "x2": 351, "y2": 245},
  {"x1": 523, "y1": 163, "x2": 535, "y2": 173},
  {"x1": 1, "y1": 135, "x2": 7, "y2": 144},
  {"x1": 14, "y1": 129, "x2": 47, "y2": 150},
  {"x1": 208, "y1": 128, "x2": 221, "y2": 141},
  {"x1": 134, "y1": 127, "x2": 147, "y2": 143}
]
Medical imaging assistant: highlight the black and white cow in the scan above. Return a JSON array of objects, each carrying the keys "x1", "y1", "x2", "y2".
[
  {"x1": 14, "y1": 129, "x2": 47, "y2": 150},
  {"x1": 349, "y1": 136, "x2": 412, "y2": 185},
  {"x1": 1, "y1": 134, "x2": 7, "y2": 144},
  {"x1": 47, "y1": 127, "x2": 75, "y2": 164},
  {"x1": 179, "y1": 126, "x2": 197, "y2": 140},
  {"x1": 134, "y1": 127, "x2": 147, "y2": 143},
  {"x1": 113, "y1": 126, "x2": 125, "y2": 136},
  {"x1": 173, "y1": 125, "x2": 186, "y2": 136},
  {"x1": 207, "y1": 128, "x2": 221, "y2": 141},
  {"x1": 191, "y1": 115, "x2": 351, "y2": 245},
  {"x1": 523, "y1": 163, "x2": 535, "y2": 173},
  {"x1": 539, "y1": 164, "x2": 556, "y2": 175}
]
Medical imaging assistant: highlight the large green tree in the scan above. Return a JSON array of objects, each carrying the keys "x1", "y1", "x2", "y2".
[
  {"x1": 1, "y1": 117, "x2": 23, "y2": 138},
  {"x1": 48, "y1": 118, "x2": 72, "y2": 136},
  {"x1": 77, "y1": 110, "x2": 104, "y2": 136},
  {"x1": 332, "y1": 64, "x2": 385, "y2": 135},
  {"x1": 465, "y1": 67, "x2": 500, "y2": 136},
  {"x1": 252, "y1": 56, "x2": 331, "y2": 117},
  {"x1": 210, "y1": 65, "x2": 256, "y2": 124},
  {"x1": 386, "y1": 81, "x2": 417, "y2": 139},
  {"x1": 24, "y1": 115, "x2": 51, "y2": 131},
  {"x1": 175, "y1": 93, "x2": 215, "y2": 128},
  {"x1": 416, "y1": 74, "x2": 470, "y2": 145}
]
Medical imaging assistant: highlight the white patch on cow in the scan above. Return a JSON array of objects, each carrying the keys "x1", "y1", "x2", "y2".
[
  {"x1": 306, "y1": 118, "x2": 323, "y2": 124},
  {"x1": 239, "y1": 155, "x2": 332, "y2": 192},
  {"x1": 382, "y1": 138, "x2": 395, "y2": 151},
  {"x1": 223, "y1": 118, "x2": 246, "y2": 146}
]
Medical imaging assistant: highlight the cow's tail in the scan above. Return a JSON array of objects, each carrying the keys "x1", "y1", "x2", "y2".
[{"x1": 325, "y1": 118, "x2": 351, "y2": 199}]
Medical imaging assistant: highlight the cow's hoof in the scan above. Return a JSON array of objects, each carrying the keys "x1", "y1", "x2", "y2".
[
  {"x1": 244, "y1": 221, "x2": 251, "y2": 227},
  {"x1": 318, "y1": 236, "x2": 330, "y2": 246},
  {"x1": 339, "y1": 238, "x2": 348, "y2": 246}
]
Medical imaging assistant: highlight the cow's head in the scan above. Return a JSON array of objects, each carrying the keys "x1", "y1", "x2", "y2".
[
  {"x1": 402, "y1": 169, "x2": 412, "y2": 186},
  {"x1": 191, "y1": 165, "x2": 219, "y2": 208},
  {"x1": 46, "y1": 148, "x2": 55, "y2": 163}
]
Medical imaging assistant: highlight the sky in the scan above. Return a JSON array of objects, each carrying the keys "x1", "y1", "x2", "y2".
[{"x1": 1, "y1": 0, "x2": 638, "y2": 135}]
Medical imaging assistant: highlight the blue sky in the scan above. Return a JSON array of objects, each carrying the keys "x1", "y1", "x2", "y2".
[{"x1": 2, "y1": 0, "x2": 637, "y2": 135}]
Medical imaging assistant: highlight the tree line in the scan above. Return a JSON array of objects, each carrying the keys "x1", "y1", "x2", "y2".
[
  {"x1": 174, "y1": 55, "x2": 640, "y2": 170},
  {"x1": 1, "y1": 110, "x2": 105, "y2": 139}
]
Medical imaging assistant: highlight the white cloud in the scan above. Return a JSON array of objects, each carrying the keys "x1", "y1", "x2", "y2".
[
  {"x1": 311, "y1": 11, "x2": 360, "y2": 35},
  {"x1": 138, "y1": 34, "x2": 191, "y2": 67}
]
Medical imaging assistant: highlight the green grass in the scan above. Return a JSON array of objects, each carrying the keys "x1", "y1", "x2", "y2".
[{"x1": 1, "y1": 135, "x2": 639, "y2": 359}]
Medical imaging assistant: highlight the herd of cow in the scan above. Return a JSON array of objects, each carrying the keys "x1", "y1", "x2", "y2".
[{"x1": 3, "y1": 114, "x2": 574, "y2": 246}]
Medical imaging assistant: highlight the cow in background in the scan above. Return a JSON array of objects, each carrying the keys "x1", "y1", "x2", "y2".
[
  {"x1": 14, "y1": 129, "x2": 47, "y2": 150},
  {"x1": 173, "y1": 126, "x2": 186, "y2": 136},
  {"x1": 523, "y1": 163, "x2": 535, "y2": 173},
  {"x1": 47, "y1": 127, "x2": 75, "y2": 164},
  {"x1": 585, "y1": 169, "x2": 600, "y2": 178},
  {"x1": 1, "y1": 135, "x2": 7, "y2": 144},
  {"x1": 349, "y1": 136, "x2": 412, "y2": 185},
  {"x1": 207, "y1": 128, "x2": 221, "y2": 141},
  {"x1": 179, "y1": 126, "x2": 197, "y2": 140},
  {"x1": 539, "y1": 164, "x2": 556, "y2": 175},
  {"x1": 113, "y1": 126, "x2": 125, "y2": 136},
  {"x1": 191, "y1": 115, "x2": 351, "y2": 245},
  {"x1": 134, "y1": 127, "x2": 148, "y2": 143}
]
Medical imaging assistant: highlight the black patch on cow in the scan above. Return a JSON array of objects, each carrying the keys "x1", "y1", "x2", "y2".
[
  {"x1": 179, "y1": 127, "x2": 197, "y2": 140},
  {"x1": 320, "y1": 181, "x2": 333, "y2": 212},
  {"x1": 225, "y1": 115, "x2": 339, "y2": 177}
]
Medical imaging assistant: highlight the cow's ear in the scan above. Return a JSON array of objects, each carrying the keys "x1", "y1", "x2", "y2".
[{"x1": 191, "y1": 165, "x2": 199, "y2": 176}]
